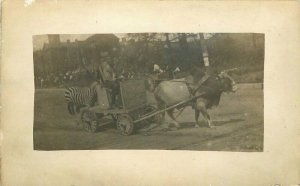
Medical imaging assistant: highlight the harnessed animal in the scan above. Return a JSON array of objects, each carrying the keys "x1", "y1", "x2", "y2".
[{"x1": 146, "y1": 69, "x2": 237, "y2": 129}]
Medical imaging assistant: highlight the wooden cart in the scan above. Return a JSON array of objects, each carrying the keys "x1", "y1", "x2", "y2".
[{"x1": 80, "y1": 79, "x2": 198, "y2": 135}]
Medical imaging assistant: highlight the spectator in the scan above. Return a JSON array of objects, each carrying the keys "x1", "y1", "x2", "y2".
[
  {"x1": 172, "y1": 66, "x2": 181, "y2": 78},
  {"x1": 153, "y1": 63, "x2": 163, "y2": 74}
]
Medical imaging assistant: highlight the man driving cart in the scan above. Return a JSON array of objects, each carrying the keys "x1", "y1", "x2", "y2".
[{"x1": 97, "y1": 54, "x2": 121, "y2": 109}]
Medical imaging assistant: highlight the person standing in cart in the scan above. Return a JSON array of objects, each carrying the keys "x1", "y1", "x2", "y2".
[{"x1": 98, "y1": 54, "x2": 120, "y2": 108}]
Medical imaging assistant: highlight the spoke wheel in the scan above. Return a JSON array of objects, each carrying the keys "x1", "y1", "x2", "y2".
[
  {"x1": 117, "y1": 114, "x2": 134, "y2": 136},
  {"x1": 81, "y1": 110, "x2": 98, "y2": 133}
]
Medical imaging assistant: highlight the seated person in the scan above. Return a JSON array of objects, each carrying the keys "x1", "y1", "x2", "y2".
[{"x1": 98, "y1": 59, "x2": 120, "y2": 108}]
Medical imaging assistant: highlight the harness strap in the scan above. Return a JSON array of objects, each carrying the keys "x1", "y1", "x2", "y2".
[{"x1": 191, "y1": 74, "x2": 210, "y2": 95}]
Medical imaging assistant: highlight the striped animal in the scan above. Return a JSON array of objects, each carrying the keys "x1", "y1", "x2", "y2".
[{"x1": 64, "y1": 81, "x2": 98, "y2": 115}]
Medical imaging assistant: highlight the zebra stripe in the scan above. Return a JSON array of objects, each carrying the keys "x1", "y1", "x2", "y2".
[{"x1": 64, "y1": 82, "x2": 98, "y2": 115}]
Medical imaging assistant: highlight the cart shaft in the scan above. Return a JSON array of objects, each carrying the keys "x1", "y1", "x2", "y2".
[{"x1": 133, "y1": 94, "x2": 202, "y2": 124}]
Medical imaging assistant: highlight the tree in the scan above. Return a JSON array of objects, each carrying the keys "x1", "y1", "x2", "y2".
[{"x1": 199, "y1": 33, "x2": 210, "y2": 71}]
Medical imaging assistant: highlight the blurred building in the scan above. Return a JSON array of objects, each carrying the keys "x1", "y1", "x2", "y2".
[{"x1": 33, "y1": 34, "x2": 119, "y2": 76}]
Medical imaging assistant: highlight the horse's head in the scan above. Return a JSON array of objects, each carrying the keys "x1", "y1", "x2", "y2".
[{"x1": 218, "y1": 69, "x2": 238, "y2": 93}]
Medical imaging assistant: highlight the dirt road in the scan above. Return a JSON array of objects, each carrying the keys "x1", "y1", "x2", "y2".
[{"x1": 34, "y1": 84, "x2": 263, "y2": 151}]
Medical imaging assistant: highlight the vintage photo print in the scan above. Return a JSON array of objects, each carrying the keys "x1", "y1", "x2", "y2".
[
  {"x1": 3, "y1": 1, "x2": 300, "y2": 185},
  {"x1": 33, "y1": 33, "x2": 264, "y2": 151}
]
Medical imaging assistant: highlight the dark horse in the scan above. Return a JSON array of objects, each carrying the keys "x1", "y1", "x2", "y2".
[{"x1": 146, "y1": 70, "x2": 237, "y2": 129}]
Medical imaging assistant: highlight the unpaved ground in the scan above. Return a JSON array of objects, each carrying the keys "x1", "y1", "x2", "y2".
[{"x1": 33, "y1": 84, "x2": 263, "y2": 151}]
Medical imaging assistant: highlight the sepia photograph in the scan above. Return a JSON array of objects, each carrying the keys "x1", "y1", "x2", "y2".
[
  {"x1": 33, "y1": 33, "x2": 264, "y2": 151},
  {"x1": 3, "y1": 0, "x2": 300, "y2": 185}
]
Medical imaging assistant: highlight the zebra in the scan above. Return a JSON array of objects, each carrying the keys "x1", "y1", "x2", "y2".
[{"x1": 64, "y1": 81, "x2": 99, "y2": 115}]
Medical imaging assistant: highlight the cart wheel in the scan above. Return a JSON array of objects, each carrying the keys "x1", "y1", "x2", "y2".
[
  {"x1": 117, "y1": 114, "x2": 134, "y2": 136},
  {"x1": 81, "y1": 110, "x2": 98, "y2": 133}
]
